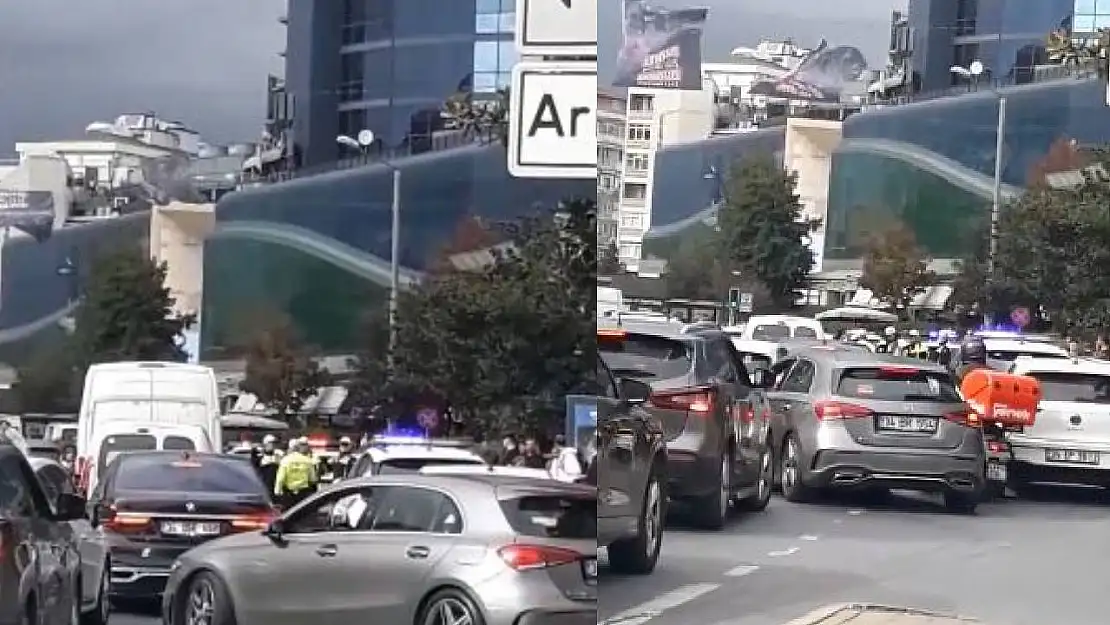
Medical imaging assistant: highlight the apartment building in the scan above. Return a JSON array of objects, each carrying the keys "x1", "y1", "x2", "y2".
[{"x1": 597, "y1": 87, "x2": 627, "y2": 249}]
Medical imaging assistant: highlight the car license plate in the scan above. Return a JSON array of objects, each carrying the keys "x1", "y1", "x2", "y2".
[
  {"x1": 986, "y1": 461, "x2": 1007, "y2": 482},
  {"x1": 876, "y1": 415, "x2": 938, "y2": 433},
  {"x1": 582, "y1": 557, "x2": 597, "y2": 583},
  {"x1": 1045, "y1": 449, "x2": 1100, "y2": 464},
  {"x1": 161, "y1": 521, "x2": 223, "y2": 537}
]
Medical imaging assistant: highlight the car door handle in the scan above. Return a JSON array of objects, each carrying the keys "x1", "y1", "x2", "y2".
[
  {"x1": 406, "y1": 545, "x2": 431, "y2": 559},
  {"x1": 315, "y1": 544, "x2": 338, "y2": 557}
]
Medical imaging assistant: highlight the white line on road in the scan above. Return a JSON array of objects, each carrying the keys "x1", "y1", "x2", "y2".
[
  {"x1": 847, "y1": 509, "x2": 864, "y2": 515},
  {"x1": 799, "y1": 534, "x2": 819, "y2": 541},
  {"x1": 600, "y1": 583, "x2": 720, "y2": 625},
  {"x1": 724, "y1": 564, "x2": 759, "y2": 577},
  {"x1": 768, "y1": 546, "x2": 800, "y2": 557}
]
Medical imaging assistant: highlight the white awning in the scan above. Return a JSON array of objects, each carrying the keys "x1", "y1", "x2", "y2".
[{"x1": 910, "y1": 285, "x2": 953, "y2": 310}]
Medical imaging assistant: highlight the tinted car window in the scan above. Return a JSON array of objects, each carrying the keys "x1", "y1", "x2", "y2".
[
  {"x1": 1026, "y1": 372, "x2": 1110, "y2": 403},
  {"x1": 36, "y1": 465, "x2": 73, "y2": 503},
  {"x1": 99, "y1": 434, "x2": 157, "y2": 474},
  {"x1": 780, "y1": 360, "x2": 816, "y2": 393},
  {"x1": 369, "y1": 486, "x2": 462, "y2": 533},
  {"x1": 163, "y1": 436, "x2": 196, "y2": 451},
  {"x1": 751, "y1": 324, "x2": 790, "y2": 341},
  {"x1": 837, "y1": 367, "x2": 961, "y2": 402},
  {"x1": 500, "y1": 495, "x2": 596, "y2": 538},
  {"x1": 113, "y1": 455, "x2": 267, "y2": 495},
  {"x1": 596, "y1": 357, "x2": 618, "y2": 398},
  {"x1": 599, "y1": 334, "x2": 693, "y2": 380},
  {"x1": 794, "y1": 327, "x2": 818, "y2": 338},
  {"x1": 377, "y1": 458, "x2": 485, "y2": 474},
  {"x1": 0, "y1": 456, "x2": 37, "y2": 517}
]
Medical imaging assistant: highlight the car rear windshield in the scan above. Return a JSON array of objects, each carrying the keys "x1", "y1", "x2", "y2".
[
  {"x1": 599, "y1": 334, "x2": 693, "y2": 380},
  {"x1": 837, "y1": 367, "x2": 961, "y2": 402},
  {"x1": 114, "y1": 454, "x2": 266, "y2": 494},
  {"x1": 500, "y1": 495, "x2": 596, "y2": 539},
  {"x1": 794, "y1": 327, "x2": 819, "y2": 338},
  {"x1": 739, "y1": 353, "x2": 773, "y2": 371},
  {"x1": 99, "y1": 434, "x2": 157, "y2": 474},
  {"x1": 377, "y1": 458, "x2": 485, "y2": 475},
  {"x1": 1026, "y1": 372, "x2": 1110, "y2": 403},
  {"x1": 751, "y1": 324, "x2": 790, "y2": 341}
]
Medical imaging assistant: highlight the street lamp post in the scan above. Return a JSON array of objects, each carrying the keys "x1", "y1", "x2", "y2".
[{"x1": 336, "y1": 130, "x2": 402, "y2": 358}]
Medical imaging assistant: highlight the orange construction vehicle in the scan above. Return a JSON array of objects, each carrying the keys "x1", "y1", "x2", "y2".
[{"x1": 959, "y1": 369, "x2": 1042, "y2": 497}]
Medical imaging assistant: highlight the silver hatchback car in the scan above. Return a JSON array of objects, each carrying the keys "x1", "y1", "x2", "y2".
[
  {"x1": 162, "y1": 473, "x2": 596, "y2": 625},
  {"x1": 766, "y1": 346, "x2": 986, "y2": 512}
]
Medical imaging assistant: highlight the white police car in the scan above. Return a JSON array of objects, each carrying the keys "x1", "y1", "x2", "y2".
[{"x1": 345, "y1": 435, "x2": 487, "y2": 478}]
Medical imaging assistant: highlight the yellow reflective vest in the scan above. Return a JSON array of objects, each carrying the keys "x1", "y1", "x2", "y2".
[{"x1": 274, "y1": 451, "x2": 317, "y2": 495}]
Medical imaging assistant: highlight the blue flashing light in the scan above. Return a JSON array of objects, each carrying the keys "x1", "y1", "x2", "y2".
[
  {"x1": 927, "y1": 331, "x2": 940, "y2": 340},
  {"x1": 376, "y1": 427, "x2": 428, "y2": 443}
]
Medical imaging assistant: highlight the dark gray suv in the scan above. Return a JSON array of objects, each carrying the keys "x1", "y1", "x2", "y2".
[
  {"x1": 593, "y1": 352, "x2": 667, "y2": 574},
  {"x1": 599, "y1": 323, "x2": 774, "y2": 529}
]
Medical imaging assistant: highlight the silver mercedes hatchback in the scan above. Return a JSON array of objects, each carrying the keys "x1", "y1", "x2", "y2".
[{"x1": 162, "y1": 473, "x2": 596, "y2": 625}]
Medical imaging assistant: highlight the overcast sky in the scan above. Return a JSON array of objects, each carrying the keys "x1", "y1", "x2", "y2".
[
  {"x1": 0, "y1": 0, "x2": 903, "y2": 155},
  {"x1": 0, "y1": 0, "x2": 286, "y2": 155}
]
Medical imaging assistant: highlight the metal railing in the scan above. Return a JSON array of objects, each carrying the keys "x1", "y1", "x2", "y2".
[{"x1": 871, "y1": 61, "x2": 1101, "y2": 108}]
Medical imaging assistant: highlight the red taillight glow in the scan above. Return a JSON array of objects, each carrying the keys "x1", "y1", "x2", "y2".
[
  {"x1": 102, "y1": 509, "x2": 153, "y2": 535},
  {"x1": 498, "y1": 544, "x2": 583, "y2": 571},
  {"x1": 987, "y1": 440, "x2": 1010, "y2": 454},
  {"x1": 814, "y1": 400, "x2": 873, "y2": 420},
  {"x1": 596, "y1": 329, "x2": 627, "y2": 341},
  {"x1": 878, "y1": 366, "x2": 920, "y2": 376},
  {"x1": 944, "y1": 410, "x2": 981, "y2": 427},
  {"x1": 650, "y1": 387, "x2": 715, "y2": 414},
  {"x1": 230, "y1": 511, "x2": 277, "y2": 532},
  {"x1": 740, "y1": 406, "x2": 755, "y2": 423}
]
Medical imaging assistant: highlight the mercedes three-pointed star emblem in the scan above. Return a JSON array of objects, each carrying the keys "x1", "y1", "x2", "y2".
[{"x1": 185, "y1": 502, "x2": 196, "y2": 512}]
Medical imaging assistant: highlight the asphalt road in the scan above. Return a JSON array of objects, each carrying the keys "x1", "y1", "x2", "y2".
[{"x1": 600, "y1": 487, "x2": 1110, "y2": 625}]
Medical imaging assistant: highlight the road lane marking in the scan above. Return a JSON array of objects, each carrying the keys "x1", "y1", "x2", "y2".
[
  {"x1": 600, "y1": 583, "x2": 720, "y2": 625},
  {"x1": 768, "y1": 546, "x2": 799, "y2": 557},
  {"x1": 725, "y1": 564, "x2": 759, "y2": 577},
  {"x1": 847, "y1": 509, "x2": 864, "y2": 515},
  {"x1": 800, "y1": 534, "x2": 819, "y2": 541}
]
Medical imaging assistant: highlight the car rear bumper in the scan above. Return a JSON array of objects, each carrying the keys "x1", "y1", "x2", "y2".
[
  {"x1": 807, "y1": 449, "x2": 985, "y2": 493},
  {"x1": 664, "y1": 449, "x2": 719, "y2": 499},
  {"x1": 108, "y1": 541, "x2": 192, "y2": 598},
  {"x1": 1010, "y1": 461, "x2": 1110, "y2": 486},
  {"x1": 511, "y1": 610, "x2": 597, "y2": 625},
  {"x1": 1010, "y1": 436, "x2": 1110, "y2": 470}
]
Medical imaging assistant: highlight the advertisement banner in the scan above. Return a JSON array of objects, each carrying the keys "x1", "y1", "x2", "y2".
[
  {"x1": 0, "y1": 190, "x2": 55, "y2": 240},
  {"x1": 564, "y1": 395, "x2": 597, "y2": 452},
  {"x1": 614, "y1": 0, "x2": 708, "y2": 90}
]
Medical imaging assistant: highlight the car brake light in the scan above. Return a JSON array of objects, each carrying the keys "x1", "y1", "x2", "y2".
[
  {"x1": 230, "y1": 510, "x2": 277, "y2": 532},
  {"x1": 102, "y1": 508, "x2": 153, "y2": 535},
  {"x1": 879, "y1": 366, "x2": 920, "y2": 375},
  {"x1": 596, "y1": 329, "x2": 627, "y2": 341},
  {"x1": 944, "y1": 410, "x2": 981, "y2": 427},
  {"x1": 987, "y1": 440, "x2": 1010, "y2": 454},
  {"x1": 498, "y1": 544, "x2": 583, "y2": 571},
  {"x1": 650, "y1": 387, "x2": 715, "y2": 414},
  {"x1": 814, "y1": 400, "x2": 872, "y2": 420}
]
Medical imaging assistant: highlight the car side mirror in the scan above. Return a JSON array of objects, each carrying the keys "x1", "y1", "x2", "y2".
[
  {"x1": 263, "y1": 518, "x2": 285, "y2": 541},
  {"x1": 54, "y1": 493, "x2": 87, "y2": 522},
  {"x1": 619, "y1": 378, "x2": 652, "y2": 405},
  {"x1": 749, "y1": 368, "x2": 772, "y2": 389}
]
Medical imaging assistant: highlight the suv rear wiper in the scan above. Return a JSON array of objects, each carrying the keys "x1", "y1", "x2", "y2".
[{"x1": 608, "y1": 368, "x2": 657, "y2": 379}]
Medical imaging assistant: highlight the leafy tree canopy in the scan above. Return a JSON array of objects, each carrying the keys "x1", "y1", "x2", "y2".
[
  {"x1": 239, "y1": 311, "x2": 331, "y2": 420},
  {"x1": 353, "y1": 198, "x2": 595, "y2": 436},
  {"x1": 72, "y1": 249, "x2": 195, "y2": 365},
  {"x1": 14, "y1": 339, "x2": 81, "y2": 413},
  {"x1": 859, "y1": 223, "x2": 936, "y2": 317},
  {"x1": 717, "y1": 155, "x2": 819, "y2": 309}
]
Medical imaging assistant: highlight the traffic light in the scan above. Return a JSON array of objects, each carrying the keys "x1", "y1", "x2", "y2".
[{"x1": 728, "y1": 287, "x2": 741, "y2": 309}]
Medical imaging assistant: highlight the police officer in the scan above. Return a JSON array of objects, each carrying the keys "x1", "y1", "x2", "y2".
[
  {"x1": 255, "y1": 435, "x2": 284, "y2": 493},
  {"x1": 955, "y1": 336, "x2": 990, "y2": 383},
  {"x1": 274, "y1": 437, "x2": 318, "y2": 509},
  {"x1": 333, "y1": 436, "x2": 356, "y2": 480}
]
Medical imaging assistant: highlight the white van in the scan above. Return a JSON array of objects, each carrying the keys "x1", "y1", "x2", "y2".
[
  {"x1": 76, "y1": 362, "x2": 223, "y2": 493},
  {"x1": 740, "y1": 315, "x2": 826, "y2": 341}
]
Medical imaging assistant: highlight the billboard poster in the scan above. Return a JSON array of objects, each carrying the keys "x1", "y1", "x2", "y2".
[
  {"x1": 747, "y1": 39, "x2": 869, "y2": 102},
  {"x1": 0, "y1": 190, "x2": 55, "y2": 240},
  {"x1": 564, "y1": 395, "x2": 598, "y2": 452},
  {"x1": 614, "y1": 0, "x2": 708, "y2": 90}
]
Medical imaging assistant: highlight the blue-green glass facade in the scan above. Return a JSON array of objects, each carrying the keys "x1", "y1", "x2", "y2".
[
  {"x1": 200, "y1": 145, "x2": 591, "y2": 358},
  {"x1": 825, "y1": 77, "x2": 1110, "y2": 260}
]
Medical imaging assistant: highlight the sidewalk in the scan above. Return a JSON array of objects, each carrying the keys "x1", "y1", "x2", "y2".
[{"x1": 782, "y1": 604, "x2": 982, "y2": 625}]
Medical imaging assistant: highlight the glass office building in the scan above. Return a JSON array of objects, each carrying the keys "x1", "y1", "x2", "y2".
[
  {"x1": 1073, "y1": 0, "x2": 1110, "y2": 37},
  {"x1": 640, "y1": 128, "x2": 786, "y2": 259},
  {"x1": 824, "y1": 76, "x2": 1110, "y2": 261},
  {"x1": 200, "y1": 146, "x2": 591, "y2": 358},
  {"x1": 287, "y1": 0, "x2": 516, "y2": 167}
]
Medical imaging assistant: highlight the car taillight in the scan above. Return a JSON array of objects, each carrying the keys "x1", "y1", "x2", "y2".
[
  {"x1": 814, "y1": 400, "x2": 872, "y2": 420},
  {"x1": 650, "y1": 386, "x2": 715, "y2": 414},
  {"x1": 229, "y1": 510, "x2": 277, "y2": 532},
  {"x1": 987, "y1": 440, "x2": 1010, "y2": 454},
  {"x1": 739, "y1": 405, "x2": 755, "y2": 423},
  {"x1": 944, "y1": 409, "x2": 981, "y2": 427},
  {"x1": 102, "y1": 508, "x2": 153, "y2": 535},
  {"x1": 498, "y1": 544, "x2": 583, "y2": 571}
]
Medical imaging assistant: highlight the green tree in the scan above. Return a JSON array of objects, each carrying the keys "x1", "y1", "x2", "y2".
[
  {"x1": 598, "y1": 243, "x2": 623, "y2": 275},
  {"x1": 346, "y1": 305, "x2": 394, "y2": 410},
  {"x1": 386, "y1": 198, "x2": 595, "y2": 436},
  {"x1": 73, "y1": 249, "x2": 195, "y2": 365},
  {"x1": 441, "y1": 88, "x2": 509, "y2": 146},
  {"x1": 860, "y1": 224, "x2": 936, "y2": 318},
  {"x1": 717, "y1": 156, "x2": 819, "y2": 309},
  {"x1": 14, "y1": 340, "x2": 81, "y2": 413},
  {"x1": 239, "y1": 311, "x2": 331, "y2": 420}
]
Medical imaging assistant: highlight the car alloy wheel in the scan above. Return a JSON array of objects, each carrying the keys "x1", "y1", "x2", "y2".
[
  {"x1": 98, "y1": 570, "x2": 111, "y2": 624},
  {"x1": 643, "y1": 479, "x2": 663, "y2": 560},
  {"x1": 423, "y1": 597, "x2": 474, "y2": 625},
  {"x1": 185, "y1": 578, "x2": 216, "y2": 625},
  {"x1": 757, "y1": 448, "x2": 772, "y2": 502},
  {"x1": 782, "y1": 438, "x2": 799, "y2": 492},
  {"x1": 719, "y1": 455, "x2": 732, "y2": 518}
]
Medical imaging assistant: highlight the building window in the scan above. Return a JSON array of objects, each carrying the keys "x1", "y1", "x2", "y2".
[
  {"x1": 625, "y1": 152, "x2": 649, "y2": 171},
  {"x1": 338, "y1": 109, "x2": 368, "y2": 140},
  {"x1": 341, "y1": 0, "x2": 392, "y2": 44},
  {"x1": 620, "y1": 214, "x2": 642, "y2": 229},
  {"x1": 629, "y1": 94, "x2": 654, "y2": 113},
  {"x1": 622, "y1": 182, "x2": 647, "y2": 200},
  {"x1": 627, "y1": 124, "x2": 651, "y2": 142},
  {"x1": 619, "y1": 244, "x2": 641, "y2": 259},
  {"x1": 339, "y1": 53, "x2": 364, "y2": 102}
]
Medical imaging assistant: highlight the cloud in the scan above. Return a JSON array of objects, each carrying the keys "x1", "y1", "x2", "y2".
[
  {"x1": 0, "y1": 0, "x2": 286, "y2": 154},
  {"x1": 599, "y1": 0, "x2": 906, "y2": 83}
]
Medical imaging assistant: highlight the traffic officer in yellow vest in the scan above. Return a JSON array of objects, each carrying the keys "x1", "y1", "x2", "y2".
[{"x1": 274, "y1": 436, "x2": 318, "y2": 509}]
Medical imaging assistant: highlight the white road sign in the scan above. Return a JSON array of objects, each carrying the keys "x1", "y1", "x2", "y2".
[
  {"x1": 515, "y1": 0, "x2": 597, "y2": 56},
  {"x1": 508, "y1": 61, "x2": 596, "y2": 179}
]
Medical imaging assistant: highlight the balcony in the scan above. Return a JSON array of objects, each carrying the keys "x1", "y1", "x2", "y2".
[
  {"x1": 627, "y1": 107, "x2": 655, "y2": 121},
  {"x1": 621, "y1": 195, "x2": 647, "y2": 207},
  {"x1": 623, "y1": 167, "x2": 650, "y2": 181}
]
